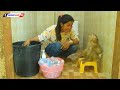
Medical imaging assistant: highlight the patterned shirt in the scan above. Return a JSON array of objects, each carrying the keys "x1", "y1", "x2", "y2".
[{"x1": 38, "y1": 25, "x2": 79, "y2": 43}]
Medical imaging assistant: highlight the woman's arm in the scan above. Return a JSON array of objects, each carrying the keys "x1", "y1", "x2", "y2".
[
  {"x1": 61, "y1": 38, "x2": 79, "y2": 50},
  {"x1": 23, "y1": 36, "x2": 39, "y2": 46},
  {"x1": 70, "y1": 30, "x2": 80, "y2": 45}
]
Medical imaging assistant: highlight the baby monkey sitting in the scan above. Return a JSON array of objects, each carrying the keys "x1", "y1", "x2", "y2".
[{"x1": 80, "y1": 34, "x2": 102, "y2": 63}]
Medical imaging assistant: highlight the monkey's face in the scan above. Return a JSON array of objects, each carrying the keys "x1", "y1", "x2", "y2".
[{"x1": 88, "y1": 34, "x2": 98, "y2": 47}]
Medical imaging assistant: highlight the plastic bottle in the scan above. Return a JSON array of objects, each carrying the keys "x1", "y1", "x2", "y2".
[{"x1": 41, "y1": 50, "x2": 46, "y2": 58}]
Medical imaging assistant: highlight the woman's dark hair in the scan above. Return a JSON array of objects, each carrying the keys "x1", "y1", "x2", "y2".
[{"x1": 55, "y1": 14, "x2": 74, "y2": 41}]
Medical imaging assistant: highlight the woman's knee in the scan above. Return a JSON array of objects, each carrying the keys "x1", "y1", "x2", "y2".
[
  {"x1": 53, "y1": 42, "x2": 61, "y2": 49},
  {"x1": 70, "y1": 45, "x2": 77, "y2": 53},
  {"x1": 45, "y1": 42, "x2": 62, "y2": 57}
]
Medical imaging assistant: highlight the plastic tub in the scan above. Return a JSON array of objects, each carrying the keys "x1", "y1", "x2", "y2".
[{"x1": 39, "y1": 57, "x2": 64, "y2": 78}]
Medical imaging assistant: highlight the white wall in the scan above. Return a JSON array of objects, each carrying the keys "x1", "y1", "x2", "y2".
[
  {"x1": 11, "y1": 11, "x2": 37, "y2": 42},
  {"x1": 36, "y1": 11, "x2": 55, "y2": 34}
]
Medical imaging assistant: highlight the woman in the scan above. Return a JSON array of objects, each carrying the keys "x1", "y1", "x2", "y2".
[{"x1": 23, "y1": 14, "x2": 80, "y2": 59}]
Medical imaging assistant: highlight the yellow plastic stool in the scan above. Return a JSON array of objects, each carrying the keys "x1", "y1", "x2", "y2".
[{"x1": 76, "y1": 58, "x2": 98, "y2": 73}]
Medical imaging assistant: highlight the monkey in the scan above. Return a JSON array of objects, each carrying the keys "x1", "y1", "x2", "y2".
[{"x1": 81, "y1": 34, "x2": 102, "y2": 63}]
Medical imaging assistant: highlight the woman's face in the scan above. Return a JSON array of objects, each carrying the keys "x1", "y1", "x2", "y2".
[{"x1": 61, "y1": 21, "x2": 73, "y2": 33}]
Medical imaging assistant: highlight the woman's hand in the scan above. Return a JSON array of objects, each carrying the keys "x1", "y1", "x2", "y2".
[
  {"x1": 22, "y1": 39, "x2": 30, "y2": 46},
  {"x1": 22, "y1": 36, "x2": 40, "y2": 46},
  {"x1": 61, "y1": 41, "x2": 71, "y2": 50}
]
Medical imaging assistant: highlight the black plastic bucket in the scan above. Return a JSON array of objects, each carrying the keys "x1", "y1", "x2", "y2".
[{"x1": 13, "y1": 41, "x2": 41, "y2": 77}]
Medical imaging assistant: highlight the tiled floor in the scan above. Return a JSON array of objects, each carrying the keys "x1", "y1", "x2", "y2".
[{"x1": 14, "y1": 59, "x2": 106, "y2": 79}]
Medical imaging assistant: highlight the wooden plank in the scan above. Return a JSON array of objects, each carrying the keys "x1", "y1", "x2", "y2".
[{"x1": 1, "y1": 11, "x2": 15, "y2": 79}]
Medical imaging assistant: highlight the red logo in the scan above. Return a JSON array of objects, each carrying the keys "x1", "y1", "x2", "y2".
[{"x1": 19, "y1": 13, "x2": 24, "y2": 17}]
